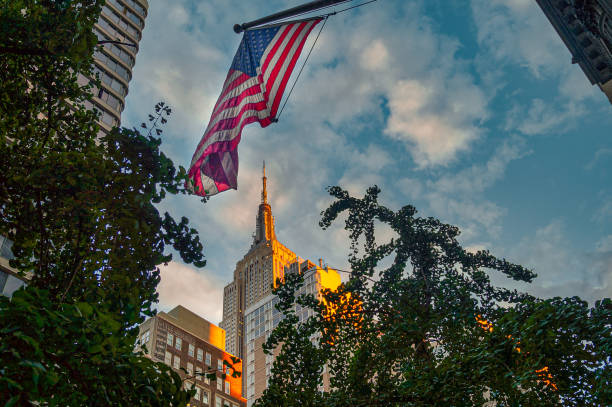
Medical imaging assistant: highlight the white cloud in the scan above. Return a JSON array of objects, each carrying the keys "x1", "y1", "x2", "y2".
[
  {"x1": 504, "y1": 98, "x2": 585, "y2": 136},
  {"x1": 156, "y1": 261, "x2": 225, "y2": 324},
  {"x1": 498, "y1": 222, "x2": 612, "y2": 303},
  {"x1": 470, "y1": 0, "x2": 567, "y2": 78},
  {"x1": 419, "y1": 137, "x2": 530, "y2": 239},
  {"x1": 384, "y1": 78, "x2": 486, "y2": 167},
  {"x1": 470, "y1": 0, "x2": 600, "y2": 137},
  {"x1": 360, "y1": 39, "x2": 390, "y2": 71}
]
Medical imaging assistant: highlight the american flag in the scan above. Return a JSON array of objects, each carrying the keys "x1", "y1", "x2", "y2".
[{"x1": 187, "y1": 18, "x2": 323, "y2": 197}]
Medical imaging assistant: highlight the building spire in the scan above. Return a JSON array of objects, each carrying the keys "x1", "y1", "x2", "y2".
[
  {"x1": 261, "y1": 160, "x2": 268, "y2": 204},
  {"x1": 253, "y1": 160, "x2": 275, "y2": 245}
]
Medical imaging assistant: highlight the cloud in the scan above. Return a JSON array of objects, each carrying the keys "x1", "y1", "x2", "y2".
[
  {"x1": 384, "y1": 77, "x2": 486, "y2": 167},
  {"x1": 470, "y1": 0, "x2": 566, "y2": 78},
  {"x1": 118, "y1": 0, "x2": 609, "y2": 324},
  {"x1": 288, "y1": 3, "x2": 488, "y2": 168},
  {"x1": 418, "y1": 137, "x2": 530, "y2": 239},
  {"x1": 592, "y1": 199, "x2": 612, "y2": 224},
  {"x1": 505, "y1": 98, "x2": 585, "y2": 136},
  {"x1": 156, "y1": 261, "x2": 225, "y2": 324},
  {"x1": 585, "y1": 148, "x2": 612, "y2": 170},
  {"x1": 470, "y1": 0, "x2": 600, "y2": 138},
  {"x1": 498, "y1": 222, "x2": 612, "y2": 304},
  {"x1": 360, "y1": 39, "x2": 390, "y2": 71}
]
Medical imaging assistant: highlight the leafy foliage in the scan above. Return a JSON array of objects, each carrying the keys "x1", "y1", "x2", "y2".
[
  {"x1": 256, "y1": 186, "x2": 611, "y2": 407},
  {"x1": 0, "y1": 0, "x2": 204, "y2": 331},
  {"x1": 0, "y1": 288, "x2": 193, "y2": 406},
  {"x1": 0, "y1": 1, "x2": 206, "y2": 405}
]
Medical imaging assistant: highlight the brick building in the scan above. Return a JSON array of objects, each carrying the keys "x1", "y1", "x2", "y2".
[{"x1": 137, "y1": 305, "x2": 246, "y2": 407}]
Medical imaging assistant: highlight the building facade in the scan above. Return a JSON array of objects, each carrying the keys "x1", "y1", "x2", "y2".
[
  {"x1": 244, "y1": 261, "x2": 340, "y2": 405},
  {"x1": 220, "y1": 164, "x2": 342, "y2": 405},
  {"x1": 137, "y1": 305, "x2": 246, "y2": 407},
  {"x1": 88, "y1": 0, "x2": 149, "y2": 131},
  {"x1": 220, "y1": 164, "x2": 298, "y2": 361},
  {"x1": 536, "y1": 0, "x2": 612, "y2": 103}
]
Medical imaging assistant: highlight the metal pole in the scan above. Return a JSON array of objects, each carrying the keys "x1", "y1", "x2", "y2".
[{"x1": 233, "y1": 0, "x2": 349, "y2": 33}]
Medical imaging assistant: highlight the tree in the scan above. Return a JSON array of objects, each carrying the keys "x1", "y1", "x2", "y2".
[
  {"x1": 0, "y1": 1, "x2": 206, "y2": 405},
  {"x1": 256, "y1": 186, "x2": 611, "y2": 407}
]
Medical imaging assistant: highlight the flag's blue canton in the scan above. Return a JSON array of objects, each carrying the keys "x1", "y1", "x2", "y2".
[{"x1": 230, "y1": 26, "x2": 281, "y2": 77}]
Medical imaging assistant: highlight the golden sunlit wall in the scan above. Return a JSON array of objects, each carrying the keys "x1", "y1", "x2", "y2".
[
  {"x1": 224, "y1": 354, "x2": 245, "y2": 401},
  {"x1": 208, "y1": 324, "x2": 226, "y2": 351},
  {"x1": 316, "y1": 266, "x2": 342, "y2": 292}
]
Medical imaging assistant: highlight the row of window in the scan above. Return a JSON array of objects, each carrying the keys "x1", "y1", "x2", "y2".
[
  {"x1": 107, "y1": 0, "x2": 145, "y2": 29},
  {"x1": 94, "y1": 49, "x2": 131, "y2": 83},
  {"x1": 97, "y1": 13, "x2": 138, "y2": 48},
  {"x1": 167, "y1": 332, "x2": 231, "y2": 373},
  {"x1": 84, "y1": 99, "x2": 119, "y2": 127},
  {"x1": 93, "y1": 65, "x2": 128, "y2": 97},
  {"x1": 97, "y1": 88, "x2": 124, "y2": 113},
  {"x1": 94, "y1": 28, "x2": 136, "y2": 68},
  {"x1": 165, "y1": 351, "x2": 233, "y2": 396},
  {"x1": 120, "y1": 0, "x2": 146, "y2": 18},
  {"x1": 188, "y1": 383, "x2": 237, "y2": 407},
  {"x1": 102, "y1": 4, "x2": 141, "y2": 41}
]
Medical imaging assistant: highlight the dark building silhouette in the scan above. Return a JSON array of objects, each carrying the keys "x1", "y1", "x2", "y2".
[{"x1": 536, "y1": 0, "x2": 612, "y2": 103}]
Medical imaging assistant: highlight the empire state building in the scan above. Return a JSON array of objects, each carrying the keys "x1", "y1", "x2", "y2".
[{"x1": 219, "y1": 163, "x2": 297, "y2": 359}]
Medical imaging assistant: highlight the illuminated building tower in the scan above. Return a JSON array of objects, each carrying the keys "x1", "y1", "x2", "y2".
[
  {"x1": 136, "y1": 305, "x2": 246, "y2": 407},
  {"x1": 219, "y1": 163, "x2": 342, "y2": 404},
  {"x1": 220, "y1": 163, "x2": 297, "y2": 361},
  {"x1": 535, "y1": 0, "x2": 612, "y2": 103},
  {"x1": 244, "y1": 260, "x2": 341, "y2": 406}
]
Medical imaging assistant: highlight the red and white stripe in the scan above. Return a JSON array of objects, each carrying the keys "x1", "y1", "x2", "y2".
[{"x1": 188, "y1": 18, "x2": 321, "y2": 197}]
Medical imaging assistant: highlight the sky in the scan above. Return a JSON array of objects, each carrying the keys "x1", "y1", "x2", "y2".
[{"x1": 122, "y1": 0, "x2": 612, "y2": 324}]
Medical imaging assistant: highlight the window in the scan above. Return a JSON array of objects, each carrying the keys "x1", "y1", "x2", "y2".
[
  {"x1": 96, "y1": 88, "x2": 123, "y2": 113},
  {"x1": 175, "y1": 337, "x2": 182, "y2": 351},
  {"x1": 197, "y1": 348, "x2": 203, "y2": 361},
  {"x1": 167, "y1": 333, "x2": 173, "y2": 346},
  {"x1": 195, "y1": 366, "x2": 202, "y2": 381},
  {"x1": 206, "y1": 352, "x2": 212, "y2": 366},
  {"x1": 164, "y1": 351, "x2": 172, "y2": 365},
  {"x1": 217, "y1": 360, "x2": 223, "y2": 372},
  {"x1": 202, "y1": 390, "x2": 209, "y2": 405},
  {"x1": 204, "y1": 372, "x2": 210, "y2": 385},
  {"x1": 225, "y1": 367, "x2": 231, "y2": 376},
  {"x1": 187, "y1": 362, "x2": 193, "y2": 376},
  {"x1": 194, "y1": 386, "x2": 201, "y2": 401},
  {"x1": 216, "y1": 378, "x2": 222, "y2": 391},
  {"x1": 141, "y1": 330, "x2": 150, "y2": 345},
  {"x1": 173, "y1": 355, "x2": 180, "y2": 370},
  {"x1": 215, "y1": 398, "x2": 222, "y2": 407},
  {"x1": 224, "y1": 381, "x2": 230, "y2": 394},
  {"x1": 188, "y1": 343, "x2": 195, "y2": 357}
]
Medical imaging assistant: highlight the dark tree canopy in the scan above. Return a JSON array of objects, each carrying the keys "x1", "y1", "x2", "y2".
[
  {"x1": 0, "y1": 1, "x2": 205, "y2": 405},
  {"x1": 256, "y1": 186, "x2": 611, "y2": 407}
]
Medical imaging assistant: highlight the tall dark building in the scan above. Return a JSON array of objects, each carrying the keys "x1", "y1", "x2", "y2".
[{"x1": 536, "y1": 0, "x2": 612, "y2": 103}]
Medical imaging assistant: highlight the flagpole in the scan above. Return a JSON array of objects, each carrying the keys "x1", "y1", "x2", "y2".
[{"x1": 233, "y1": 0, "x2": 350, "y2": 33}]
